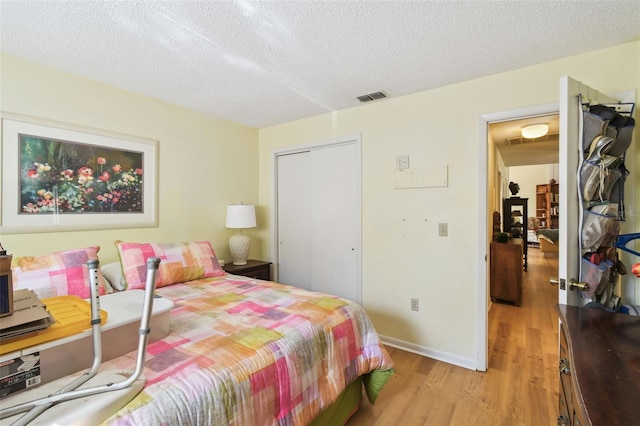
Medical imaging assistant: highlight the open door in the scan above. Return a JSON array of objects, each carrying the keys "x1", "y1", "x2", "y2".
[{"x1": 557, "y1": 77, "x2": 633, "y2": 306}]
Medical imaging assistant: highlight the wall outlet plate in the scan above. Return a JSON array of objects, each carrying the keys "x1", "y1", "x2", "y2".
[{"x1": 396, "y1": 155, "x2": 409, "y2": 170}]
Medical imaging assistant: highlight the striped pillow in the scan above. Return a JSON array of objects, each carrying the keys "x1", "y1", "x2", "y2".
[
  {"x1": 12, "y1": 246, "x2": 107, "y2": 299},
  {"x1": 115, "y1": 240, "x2": 225, "y2": 289}
]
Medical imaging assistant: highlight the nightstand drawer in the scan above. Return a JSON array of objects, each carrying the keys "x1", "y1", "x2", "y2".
[
  {"x1": 247, "y1": 268, "x2": 270, "y2": 280},
  {"x1": 222, "y1": 260, "x2": 272, "y2": 281}
]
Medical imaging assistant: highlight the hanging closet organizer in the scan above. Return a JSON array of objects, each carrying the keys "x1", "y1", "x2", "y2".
[{"x1": 577, "y1": 96, "x2": 637, "y2": 311}]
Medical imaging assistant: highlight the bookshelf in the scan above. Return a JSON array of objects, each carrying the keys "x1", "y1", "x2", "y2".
[{"x1": 535, "y1": 183, "x2": 559, "y2": 229}]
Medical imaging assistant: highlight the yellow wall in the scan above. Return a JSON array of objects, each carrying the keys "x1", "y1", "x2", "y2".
[
  {"x1": 1, "y1": 41, "x2": 638, "y2": 367},
  {"x1": 0, "y1": 54, "x2": 260, "y2": 265},
  {"x1": 258, "y1": 41, "x2": 640, "y2": 364}
]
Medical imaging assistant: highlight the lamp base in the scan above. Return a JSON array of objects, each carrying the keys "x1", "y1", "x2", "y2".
[{"x1": 229, "y1": 233, "x2": 250, "y2": 265}]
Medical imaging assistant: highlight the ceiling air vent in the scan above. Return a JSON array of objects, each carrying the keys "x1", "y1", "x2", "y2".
[{"x1": 356, "y1": 91, "x2": 388, "y2": 103}]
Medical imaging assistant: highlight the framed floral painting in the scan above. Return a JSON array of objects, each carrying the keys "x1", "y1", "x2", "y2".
[{"x1": 1, "y1": 113, "x2": 158, "y2": 234}]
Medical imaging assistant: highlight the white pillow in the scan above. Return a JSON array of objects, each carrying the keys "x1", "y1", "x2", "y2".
[
  {"x1": 101, "y1": 262, "x2": 126, "y2": 291},
  {"x1": 102, "y1": 274, "x2": 114, "y2": 293}
]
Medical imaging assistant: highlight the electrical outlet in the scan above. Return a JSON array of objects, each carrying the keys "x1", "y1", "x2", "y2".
[
  {"x1": 396, "y1": 155, "x2": 409, "y2": 170},
  {"x1": 438, "y1": 223, "x2": 448, "y2": 236},
  {"x1": 410, "y1": 298, "x2": 419, "y2": 312}
]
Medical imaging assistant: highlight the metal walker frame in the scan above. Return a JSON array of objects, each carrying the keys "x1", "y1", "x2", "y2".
[{"x1": 0, "y1": 257, "x2": 161, "y2": 425}]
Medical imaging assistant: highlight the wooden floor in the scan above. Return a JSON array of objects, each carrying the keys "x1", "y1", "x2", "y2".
[{"x1": 349, "y1": 247, "x2": 560, "y2": 426}]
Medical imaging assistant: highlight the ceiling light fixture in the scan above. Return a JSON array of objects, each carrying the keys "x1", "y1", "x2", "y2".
[{"x1": 521, "y1": 123, "x2": 549, "y2": 139}]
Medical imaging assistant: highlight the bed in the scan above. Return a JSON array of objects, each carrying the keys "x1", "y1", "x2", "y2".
[{"x1": 9, "y1": 242, "x2": 394, "y2": 425}]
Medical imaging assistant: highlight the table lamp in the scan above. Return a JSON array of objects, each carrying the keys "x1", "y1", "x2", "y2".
[{"x1": 225, "y1": 204, "x2": 256, "y2": 265}]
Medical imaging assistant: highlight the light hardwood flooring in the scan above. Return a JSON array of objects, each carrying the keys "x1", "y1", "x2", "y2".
[{"x1": 349, "y1": 247, "x2": 560, "y2": 426}]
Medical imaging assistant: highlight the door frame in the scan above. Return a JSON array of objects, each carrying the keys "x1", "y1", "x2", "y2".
[
  {"x1": 271, "y1": 134, "x2": 362, "y2": 289},
  {"x1": 478, "y1": 103, "x2": 558, "y2": 371}
]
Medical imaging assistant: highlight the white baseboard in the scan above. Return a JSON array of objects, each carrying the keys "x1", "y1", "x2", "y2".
[{"x1": 379, "y1": 334, "x2": 477, "y2": 371}]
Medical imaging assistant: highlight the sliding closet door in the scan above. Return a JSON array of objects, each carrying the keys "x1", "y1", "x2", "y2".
[
  {"x1": 275, "y1": 138, "x2": 361, "y2": 303},
  {"x1": 310, "y1": 143, "x2": 360, "y2": 302},
  {"x1": 277, "y1": 152, "x2": 312, "y2": 291}
]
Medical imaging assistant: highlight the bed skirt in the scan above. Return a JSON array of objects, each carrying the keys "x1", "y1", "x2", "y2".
[{"x1": 310, "y1": 377, "x2": 363, "y2": 425}]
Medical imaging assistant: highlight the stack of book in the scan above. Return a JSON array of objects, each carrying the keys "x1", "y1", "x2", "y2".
[{"x1": 0, "y1": 289, "x2": 55, "y2": 342}]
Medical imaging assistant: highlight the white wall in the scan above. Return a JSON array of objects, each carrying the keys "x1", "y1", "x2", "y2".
[
  {"x1": 258, "y1": 41, "x2": 640, "y2": 367},
  {"x1": 0, "y1": 54, "x2": 260, "y2": 265}
]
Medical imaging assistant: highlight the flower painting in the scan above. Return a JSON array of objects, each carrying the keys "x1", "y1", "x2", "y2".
[
  {"x1": 1, "y1": 114, "x2": 157, "y2": 234},
  {"x1": 20, "y1": 135, "x2": 144, "y2": 214}
]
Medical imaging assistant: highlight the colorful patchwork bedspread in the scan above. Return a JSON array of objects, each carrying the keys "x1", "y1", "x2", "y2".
[{"x1": 102, "y1": 274, "x2": 394, "y2": 425}]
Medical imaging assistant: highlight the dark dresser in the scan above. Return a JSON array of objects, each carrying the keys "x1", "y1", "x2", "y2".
[{"x1": 556, "y1": 304, "x2": 640, "y2": 425}]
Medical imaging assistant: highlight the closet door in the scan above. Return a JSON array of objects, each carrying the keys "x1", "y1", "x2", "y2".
[
  {"x1": 275, "y1": 138, "x2": 361, "y2": 303},
  {"x1": 276, "y1": 152, "x2": 312, "y2": 290},
  {"x1": 310, "y1": 143, "x2": 360, "y2": 302}
]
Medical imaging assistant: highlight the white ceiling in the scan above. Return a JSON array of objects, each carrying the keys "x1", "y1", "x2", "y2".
[{"x1": 1, "y1": 1, "x2": 639, "y2": 133}]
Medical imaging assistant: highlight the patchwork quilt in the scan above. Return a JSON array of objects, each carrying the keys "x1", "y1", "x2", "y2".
[{"x1": 101, "y1": 274, "x2": 394, "y2": 425}]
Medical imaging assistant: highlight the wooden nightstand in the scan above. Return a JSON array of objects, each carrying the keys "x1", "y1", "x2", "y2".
[{"x1": 222, "y1": 260, "x2": 272, "y2": 281}]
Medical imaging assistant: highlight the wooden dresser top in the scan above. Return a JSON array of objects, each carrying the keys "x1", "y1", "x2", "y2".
[{"x1": 557, "y1": 304, "x2": 640, "y2": 425}]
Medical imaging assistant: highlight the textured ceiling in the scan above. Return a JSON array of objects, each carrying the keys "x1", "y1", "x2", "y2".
[{"x1": 1, "y1": 1, "x2": 639, "y2": 131}]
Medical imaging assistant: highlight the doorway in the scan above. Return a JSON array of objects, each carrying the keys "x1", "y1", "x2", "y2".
[
  {"x1": 487, "y1": 114, "x2": 561, "y2": 371},
  {"x1": 476, "y1": 102, "x2": 559, "y2": 371},
  {"x1": 490, "y1": 114, "x2": 560, "y2": 271}
]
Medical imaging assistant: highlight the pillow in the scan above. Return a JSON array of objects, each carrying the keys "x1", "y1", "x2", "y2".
[
  {"x1": 12, "y1": 246, "x2": 108, "y2": 300},
  {"x1": 101, "y1": 273, "x2": 115, "y2": 294},
  {"x1": 115, "y1": 240, "x2": 225, "y2": 289},
  {"x1": 101, "y1": 262, "x2": 126, "y2": 291}
]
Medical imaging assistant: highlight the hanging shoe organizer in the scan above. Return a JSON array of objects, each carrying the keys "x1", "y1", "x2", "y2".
[{"x1": 578, "y1": 97, "x2": 635, "y2": 310}]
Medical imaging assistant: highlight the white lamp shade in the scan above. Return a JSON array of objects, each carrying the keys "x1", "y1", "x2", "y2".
[{"x1": 225, "y1": 204, "x2": 256, "y2": 229}]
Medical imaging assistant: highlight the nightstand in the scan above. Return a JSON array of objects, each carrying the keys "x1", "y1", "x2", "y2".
[{"x1": 222, "y1": 260, "x2": 272, "y2": 281}]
